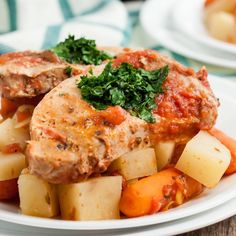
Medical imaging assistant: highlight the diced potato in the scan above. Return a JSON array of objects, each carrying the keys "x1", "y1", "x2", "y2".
[
  {"x1": 58, "y1": 176, "x2": 122, "y2": 220},
  {"x1": 0, "y1": 152, "x2": 26, "y2": 181},
  {"x1": 108, "y1": 148, "x2": 157, "y2": 180},
  {"x1": 205, "y1": 0, "x2": 236, "y2": 16},
  {"x1": 13, "y1": 105, "x2": 34, "y2": 129},
  {"x1": 0, "y1": 118, "x2": 29, "y2": 149},
  {"x1": 206, "y1": 11, "x2": 236, "y2": 43},
  {"x1": 176, "y1": 131, "x2": 231, "y2": 188},
  {"x1": 18, "y1": 169, "x2": 59, "y2": 218},
  {"x1": 127, "y1": 178, "x2": 139, "y2": 185},
  {"x1": 154, "y1": 142, "x2": 175, "y2": 170}
]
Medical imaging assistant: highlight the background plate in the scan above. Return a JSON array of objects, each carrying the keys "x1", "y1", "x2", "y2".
[
  {"x1": 140, "y1": 0, "x2": 236, "y2": 68},
  {"x1": 173, "y1": 0, "x2": 236, "y2": 55}
]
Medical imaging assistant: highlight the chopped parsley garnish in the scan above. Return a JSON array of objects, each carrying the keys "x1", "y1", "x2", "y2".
[
  {"x1": 51, "y1": 35, "x2": 113, "y2": 65},
  {"x1": 65, "y1": 66, "x2": 73, "y2": 77},
  {"x1": 77, "y1": 62, "x2": 169, "y2": 123}
]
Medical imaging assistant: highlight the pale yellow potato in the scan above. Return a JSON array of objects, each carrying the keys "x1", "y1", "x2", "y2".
[
  {"x1": 176, "y1": 131, "x2": 231, "y2": 188},
  {"x1": 13, "y1": 105, "x2": 34, "y2": 129},
  {"x1": 154, "y1": 142, "x2": 175, "y2": 171},
  {"x1": 0, "y1": 118, "x2": 29, "y2": 149},
  {"x1": 18, "y1": 169, "x2": 59, "y2": 218},
  {"x1": 58, "y1": 176, "x2": 122, "y2": 220},
  {"x1": 205, "y1": 0, "x2": 236, "y2": 18},
  {"x1": 206, "y1": 11, "x2": 236, "y2": 43},
  {"x1": 0, "y1": 152, "x2": 26, "y2": 181},
  {"x1": 108, "y1": 148, "x2": 157, "y2": 180},
  {"x1": 127, "y1": 178, "x2": 139, "y2": 185}
]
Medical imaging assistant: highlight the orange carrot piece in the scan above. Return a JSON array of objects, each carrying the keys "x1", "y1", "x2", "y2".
[
  {"x1": 119, "y1": 168, "x2": 179, "y2": 217},
  {"x1": 0, "y1": 97, "x2": 18, "y2": 117},
  {"x1": 209, "y1": 128, "x2": 236, "y2": 175},
  {"x1": 100, "y1": 106, "x2": 126, "y2": 125},
  {"x1": 0, "y1": 178, "x2": 18, "y2": 200},
  {"x1": 204, "y1": 0, "x2": 215, "y2": 7},
  {"x1": 119, "y1": 168, "x2": 203, "y2": 217},
  {"x1": 1, "y1": 143, "x2": 22, "y2": 154},
  {"x1": 16, "y1": 108, "x2": 32, "y2": 123}
]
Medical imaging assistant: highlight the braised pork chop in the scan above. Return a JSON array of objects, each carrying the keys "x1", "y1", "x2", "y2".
[
  {"x1": 27, "y1": 50, "x2": 218, "y2": 184},
  {"x1": 0, "y1": 50, "x2": 83, "y2": 98}
]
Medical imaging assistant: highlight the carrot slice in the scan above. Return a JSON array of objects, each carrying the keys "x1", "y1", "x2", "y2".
[
  {"x1": 1, "y1": 143, "x2": 22, "y2": 154},
  {"x1": 204, "y1": 0, "x2": 215, "y2": 7},
  {"x1": 0, "y1": 97, "x2": 18, "y2": 117},
  {"x1": 100, "y1": 106, "x2": 126, "y2": 125},
  {"x1": 119, "y1": 168, "x2": 203, "y2": 217},
  {"x1": 0, "y1": 178, "x2": 18, "y2": 200},
  {"x1": 209, "y1": 128, "x2": 236, "y2": 175}
]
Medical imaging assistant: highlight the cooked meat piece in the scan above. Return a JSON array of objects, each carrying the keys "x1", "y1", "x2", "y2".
[
  {"x1": 0, "y1": 50, "x2": 83, "y2": 98},
  {"x1": 27, "y1": 49, "x2": 218, "y2": 184}
]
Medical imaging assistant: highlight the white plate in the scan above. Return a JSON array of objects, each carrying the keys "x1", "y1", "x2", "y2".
[
  {"x1": 173, "y1": 0, "x2": 236, "y2": 55},
  {"x1": 0, "y1": 76, "x2": 236, "y2": 230},
  {"x1": 140, "y1": 0, "x2": 236, "y2": 69},
  {"x1": 0, "y1": 197, "x2": 236, "y2": 236},
  {"x1": 126, "y1": 196, "x2": 236, "y2": 236}
]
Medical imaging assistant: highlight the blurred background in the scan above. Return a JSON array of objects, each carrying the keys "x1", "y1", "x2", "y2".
[
  {"x1": 0, "y1": 0, "x2": 236, "y2": 76},
  {"x1": 0, "y1": 0, "x2": 236, "y2": 235}
]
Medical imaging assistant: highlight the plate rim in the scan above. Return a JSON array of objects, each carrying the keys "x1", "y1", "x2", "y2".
[
  {"x1": 173, "y1": 0, "x2": 236, "y2": 55},
  {"x1": 124, "y1": 195, "x2": 236, "y2": 236},
  {"x1": 140, "y1": 0, "x2": 236, "y2": 69}
]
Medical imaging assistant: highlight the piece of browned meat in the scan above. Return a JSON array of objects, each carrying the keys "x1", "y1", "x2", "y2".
[
  {"x1": 27, "y1": 49, "x2": 219, "y2": 184},
  {"x1": 0, "y1": 50, "x2": 83, "y2": 98}
]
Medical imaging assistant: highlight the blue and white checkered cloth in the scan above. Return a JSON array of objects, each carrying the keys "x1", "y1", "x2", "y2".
[{"x1": 0, "y1": 0, "x2": 235, "y2": 77}]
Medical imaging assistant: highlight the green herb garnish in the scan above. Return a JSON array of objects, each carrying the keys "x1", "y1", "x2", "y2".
[
  {"x1": 51, "y1": 35, "x2": 112, "y2": 65},
  {"x1": 77, "y1": 62, "x2": 169, "y2": 123},
  {"x1": 65, "y1": 66, "x2": 73, "y2": 77}
]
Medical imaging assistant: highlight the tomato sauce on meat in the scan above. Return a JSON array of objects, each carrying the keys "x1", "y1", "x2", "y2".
[
  {"x1": 0, "y1": 51, "x2": 60, "y2": 67},
  {"x1": 113, "y1": 50, "x2": 217, "y2": 142},
  {"x1": 154, "y1": 73, "x2": 202, "y2": 119},
  {"x1": 113, "y1": 50, "x2": 158, "y2": 70},
  {"x1": 114, "y1": 50, "x2": 202, "y2": 120}
]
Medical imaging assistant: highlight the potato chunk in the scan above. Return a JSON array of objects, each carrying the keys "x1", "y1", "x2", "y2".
[
  {"x1": 108, "y1": 148, "x2": 157, "y2": 180},
  {"x1": 0, "y1": 118, "x2": 29, "y2": 150},
  {"x1": 205, "y1": 0, "x2": 236, "y2": 17},
  {"x1": 0, "y1": 152, "x2": 26, "y2": 181},
  {"x1": 176, "y1": 131, "x2": 231, "y2": 188},
  {"x1": 206, "y1": 11, "x2": 236, "y2": 43},
  {"x1": 18, "y1": 169, "x2": 59, "y2": 218},
  {"x1": 154, "y1": 142, "x2": 175, "y2": 170},
  {"x1": 58, "y1": 176, "x2": 122, "y2": 220}
]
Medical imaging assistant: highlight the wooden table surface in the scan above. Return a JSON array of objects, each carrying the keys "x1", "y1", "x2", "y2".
[{"x1": 179, "y1": 215, "x2": 236, "y2": 235}]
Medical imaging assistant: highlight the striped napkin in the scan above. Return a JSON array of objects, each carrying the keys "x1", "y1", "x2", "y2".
[
  {"x1": 0, "y1": 0, "x2": 235, "y2": 77},
  {"x1": 0, "y1": 0, "x2": 130, "y2": 52}
]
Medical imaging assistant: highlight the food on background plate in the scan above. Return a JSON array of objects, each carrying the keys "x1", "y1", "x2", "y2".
[
  {"x1": 204, "y1": 0, "x2": 236, "y2": 44},
  {"x1": 0, "y1": 36, "x2": 235, "y2": 221}
]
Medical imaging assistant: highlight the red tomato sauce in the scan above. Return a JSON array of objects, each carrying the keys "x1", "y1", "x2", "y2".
[
  {"x1": 113, "y1": 50, "x2": 158, "y2": 70},
  {"x1": 154, "y1": 74, "x2": 202, "y2": 119},
  {"x1": 113, "y1": 50, "x2": 203, "y2": 120}
]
